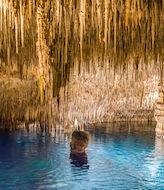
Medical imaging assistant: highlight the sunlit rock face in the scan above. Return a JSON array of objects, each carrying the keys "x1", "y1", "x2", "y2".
[{"x1": 0, "y1": 0, "x2": 164, "y2": 129}]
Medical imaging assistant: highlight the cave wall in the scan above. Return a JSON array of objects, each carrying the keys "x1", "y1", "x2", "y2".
[{"x1": 0, "y1": 0, "x2": 164, "y2": 129}]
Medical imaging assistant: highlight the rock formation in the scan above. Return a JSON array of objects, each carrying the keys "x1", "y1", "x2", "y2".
[
  {"x1": 0, "y1": 0, "x2": 163, "y2": 130},
  {"x1": 70, "y1": 131, "x2": 89, "y2": 154},
  {"x1": 155, "y1": 82, "x2": 164, "y2": 136}
]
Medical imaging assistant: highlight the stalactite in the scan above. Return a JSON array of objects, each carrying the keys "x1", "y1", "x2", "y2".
[
  {"x1": 8, "y1": 1, "x2": 11, "y2": 27},
  {"x1": 114, "y1": 2, "x2": 117, "y2": 54},
  {"x1": 33, "y1": 0, "x2": 35, "y2": 12},
  {"x1": 7, "y1": 1, "x2": 10, "y2": 66},
  {"x1": 20, "y1": 0, "x2": 24, "y2": 47},
  {"x1": 79, "y1": 0, "x2": 84, "y2": 62},
  {"x1": 29, "y1": 0, "x2": 32, "y2": 19},
  {"x1": 59, "y1": 4, "x2": 62, "y2": 35},
  {"x1": 3, "y1": 0, "x2": 6, "y2": 35},
  {"x1": 104, "y1": 0, "x2": 108, "y2": 54},
  {"x1": 125, "y1": 0, "x2": 130, "y2": 28},
  {"x1": 131, "y1": 0, "x2": 134, "y2": 43},
  {"x1": 96, "y1": 0, "x2": 101, "y2": 42},
  {"x1": 36, "y1": 0, "x2": 50, "y2": 103},
  {"x1": 108, "y1": 13, "x2": 111, "y2": 48},
  {"x1": 11, "y1": 3, "x2": 14, "y2": 30},
  {"x1": 15, "y1": 16, "x2": 18, "y2": 54},
  {"x1": 64, "y1": 8, "x2": 69, "y2": 64},
  {"x1": 56, "y1": 0, "x2": 60, "y2": 25},
  {"x1": 152, "y1": 9, "x2": 155, "y2": 51},
  {"x1": 91, "y1": 0, "x2": 94, "y2": 27},
  {"x1": 0, "y1": 0, "x2": 3, "y2": 31},
  {"x1": 137, "y1": 0, "x2": 141, "y2": 25}
]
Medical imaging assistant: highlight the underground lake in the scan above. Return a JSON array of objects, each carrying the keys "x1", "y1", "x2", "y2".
[{"x1": 0, "y1": 122, "x2": 164, "y2": 190}]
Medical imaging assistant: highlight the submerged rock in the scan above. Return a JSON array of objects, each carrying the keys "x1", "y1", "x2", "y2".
[{"x1": 70, "y1": 131, "x2": 89, "y2": 154}]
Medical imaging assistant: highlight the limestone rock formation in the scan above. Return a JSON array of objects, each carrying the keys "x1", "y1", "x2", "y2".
[
  {"x1": 0, "y1": 0, "x2": 163, "y2": 129},
  {"x1": 155, "y1": 82, "x2": 164, "y2": 136},
  {"x1": 70, "y1": 131, "x2": 89, "y2": 154}
]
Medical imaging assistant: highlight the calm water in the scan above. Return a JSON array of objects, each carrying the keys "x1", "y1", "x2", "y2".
[{"x1": 0, "y1": 123, "x2": 164, "y2": 190}]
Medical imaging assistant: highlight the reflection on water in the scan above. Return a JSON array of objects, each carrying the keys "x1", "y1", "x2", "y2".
[
  {"x1": 0, "y1": 122, "x2": 164, "y2": 189},
  {"x1": 143, "y1": 136, "x2": 164, "y2": 178},
  {"x1": 0, "y1": 0, "x2": 164, "y2": 128},
  {"x1": 70, "y1": 152, "x2": 89, "y2": 169}
]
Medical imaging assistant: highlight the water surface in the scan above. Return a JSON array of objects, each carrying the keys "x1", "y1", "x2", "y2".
[{"x1": 0, "y1": 122, "x2": 164, "y2": 190}]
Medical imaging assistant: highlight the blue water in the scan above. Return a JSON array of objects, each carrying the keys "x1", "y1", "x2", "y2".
[{"x1": 0, "y1": 123, "x2": 164, "y2": 190}]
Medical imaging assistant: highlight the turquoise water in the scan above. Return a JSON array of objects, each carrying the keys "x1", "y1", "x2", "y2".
[{"x1": 0, "y1": 123, "x2": 164, "y2": 190}]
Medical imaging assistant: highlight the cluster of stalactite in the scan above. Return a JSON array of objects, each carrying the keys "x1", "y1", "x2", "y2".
[
  {"x1": 0, "y1": 0, "x2": 164, "y2": 129},
  {"x1": 0, "y1": 0, "x2": 163, "y2": 76},
  {"x1": 0, "y1": 0, "x2": 37, "y2": 78},
  {"x1": 0, "y1": 57, "x2": 161, "y2": 130}
]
